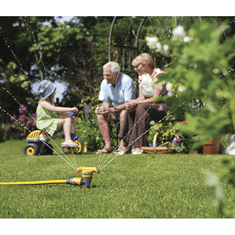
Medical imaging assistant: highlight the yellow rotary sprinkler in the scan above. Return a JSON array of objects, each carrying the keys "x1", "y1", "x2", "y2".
[{"x1": 0, "y1": 167, "x2": 100, "y2": 188}]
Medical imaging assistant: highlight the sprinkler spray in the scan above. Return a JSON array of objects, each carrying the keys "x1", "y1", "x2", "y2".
[{"x1": 0, "y1": 167, "x2": 100, "y2": 188}]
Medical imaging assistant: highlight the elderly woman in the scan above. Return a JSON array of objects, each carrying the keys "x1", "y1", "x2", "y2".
[{"x1": 117, "y1": 53, "x2": 169, "y2": 154}]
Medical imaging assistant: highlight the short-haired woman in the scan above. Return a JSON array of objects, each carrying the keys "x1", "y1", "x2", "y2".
[{"x1": 117, "y1": 53, "x2": 169, "y2": 154}]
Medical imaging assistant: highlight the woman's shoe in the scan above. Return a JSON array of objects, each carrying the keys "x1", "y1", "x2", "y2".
[
  {"x1": 113, "y1": 147, "x2": 130, "y2": 155},
  {"x1": 96, "y1": 146, "x2": 113, "y2": 154},
  {"x1": 132, "y1": 149, "x2": 144, "y2": 155}
]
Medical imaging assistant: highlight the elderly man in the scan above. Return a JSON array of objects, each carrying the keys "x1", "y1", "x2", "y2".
[{"x1": 95, "y1": 61, "x2": 136, "y2": 154}]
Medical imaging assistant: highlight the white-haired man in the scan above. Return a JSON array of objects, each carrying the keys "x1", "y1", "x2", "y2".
[{"x1": 95, "y1": 61, "x2": 136, "y2": 154}]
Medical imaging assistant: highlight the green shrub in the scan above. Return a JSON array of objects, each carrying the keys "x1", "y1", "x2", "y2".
[
  {"x1": 146, "y1": 20, "x2": 235, "y2": 148},
  {"x1": 75, "y1": 94, "x2": 118, "y2": 151},
  {"x1": 4, "y1": 104, "x2": 37, "y2": 140},
  {"x1": 0, "y1": 124, "x2": 4, "y2": 142}
]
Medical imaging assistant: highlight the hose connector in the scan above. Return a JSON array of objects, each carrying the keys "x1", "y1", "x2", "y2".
[{"x1": 66, "y1": 177, "x2": 82, "y2": 186}]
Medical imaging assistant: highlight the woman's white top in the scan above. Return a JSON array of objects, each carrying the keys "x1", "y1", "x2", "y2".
[{"x1": 138, "y1": 68, "x2": 165, "y2": 98}]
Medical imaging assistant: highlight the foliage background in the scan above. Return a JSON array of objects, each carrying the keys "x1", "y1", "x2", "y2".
[{"x1": 0, "y1": 16, "x2": 235, "y2": 148}]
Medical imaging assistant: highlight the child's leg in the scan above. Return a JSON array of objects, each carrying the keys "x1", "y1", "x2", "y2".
[{"x1": 57, "y1": 116, "x2": 78, "y2": 145}]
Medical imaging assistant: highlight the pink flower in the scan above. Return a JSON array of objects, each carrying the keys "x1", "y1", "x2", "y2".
[
  {"x1": 18, "y1": 115, "x2": 26, "y2": 121},
  {"x1": 10, "y1": 115, "x2": 17, "y2": 120},
  {"x1": 158, "y1": 105, "x2": 163, "y2": 111},
  {"x1": 26, "y1": 119, "x2": 33, "y2": 126},
  {"x1": 174, "y1": 135, "x2": 181, "y2": 144},
  {"x1": 19, "y1": 106, "x2": 27, "y2": 113}
]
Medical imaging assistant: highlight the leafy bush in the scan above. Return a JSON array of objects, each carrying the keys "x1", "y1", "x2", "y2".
[
  {"x1": 0, "y1": 125, "x2": 4, "y2": 142},
  {"x1": 4, "y1": 104, "x2": 37, "y2": 140},
  {"x1": 75, "y1": 93, "x2": 118, "y2": 151},
  {"x1": 76, "y1": 111, "x2": 103, "y2": 151},
  {"x1": 146, "y1": 20, "x2": 235, "y2": 149},
  {"x1": 148, "y1": 119, "x2": 193, "y2": 153},
  {"x1": 148, "y1": 120, "x2": 176, "y2": 144}
]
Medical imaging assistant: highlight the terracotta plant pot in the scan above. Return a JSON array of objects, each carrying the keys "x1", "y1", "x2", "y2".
[
  {"x1": 203, "y1": 140, "x2": 220, "y2": 154},
  {"x1": 189, "y1": 150, "x2": 198, "y2": 155}
]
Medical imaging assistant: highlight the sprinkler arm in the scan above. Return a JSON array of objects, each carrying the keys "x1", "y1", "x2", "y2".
[{"x1": 76, "y1": 167, "x2": 100, "y2": 175}]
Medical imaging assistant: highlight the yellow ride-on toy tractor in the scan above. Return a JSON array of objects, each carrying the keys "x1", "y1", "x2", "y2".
[
  {"x1": 24, "y1": 111, "x2": 83, "y2": 156},
  {"x1": 24, "y1": 130, "x2": 83, "y2": 156}
]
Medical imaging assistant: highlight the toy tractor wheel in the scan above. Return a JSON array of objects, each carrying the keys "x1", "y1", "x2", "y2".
[
  {"x1": 24, "y1": 143, "x2": 39, "y2": 156},
  {"x1": 74, "y1": 139, "x2": 84, "y2": 154},
  {"x1": 40, "y1": 143, "x2": 54, "y2": 155},
  {"x1": 62, "y1": 139, "x2": 84, "y2": 154}
]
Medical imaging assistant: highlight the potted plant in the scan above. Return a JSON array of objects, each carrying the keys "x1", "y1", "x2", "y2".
[{"x1": 203, "y1": 140, "x2": 221, "y2": 154}]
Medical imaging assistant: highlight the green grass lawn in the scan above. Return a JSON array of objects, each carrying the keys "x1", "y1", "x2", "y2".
[{"x1": 0, "y1": 139, "x2": 234, "y2": 218}]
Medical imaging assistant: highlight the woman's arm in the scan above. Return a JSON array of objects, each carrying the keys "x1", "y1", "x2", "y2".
[
  {"x1": 128, "y1": 84, "x2": 164, "y2": 109},
  {"x1": 40, "y1": 101, "x2": 77, "y2": 114},
  {"x1": 125, "y1": 85, "x2": 145, "y2": 110}
]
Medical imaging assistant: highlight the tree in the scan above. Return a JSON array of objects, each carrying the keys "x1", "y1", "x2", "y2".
[{"x1": 0, "y1": 16, "x2": 56, "y2": 124}]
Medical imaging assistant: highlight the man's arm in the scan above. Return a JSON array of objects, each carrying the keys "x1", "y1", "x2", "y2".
[
  {"x1": 109, "y1": 102, "x2": 127, "y2": 113},
  {"x1": 96, "y1": 101, "x2": 127, "y2": 114},
  {"x1": 95, "y1": 101, "x2": 109, "y2": 114}
]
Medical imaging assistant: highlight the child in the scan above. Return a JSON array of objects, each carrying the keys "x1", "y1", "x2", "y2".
[{"x1": 36, "y1": 80, "x2": 78, "y2": 147}]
